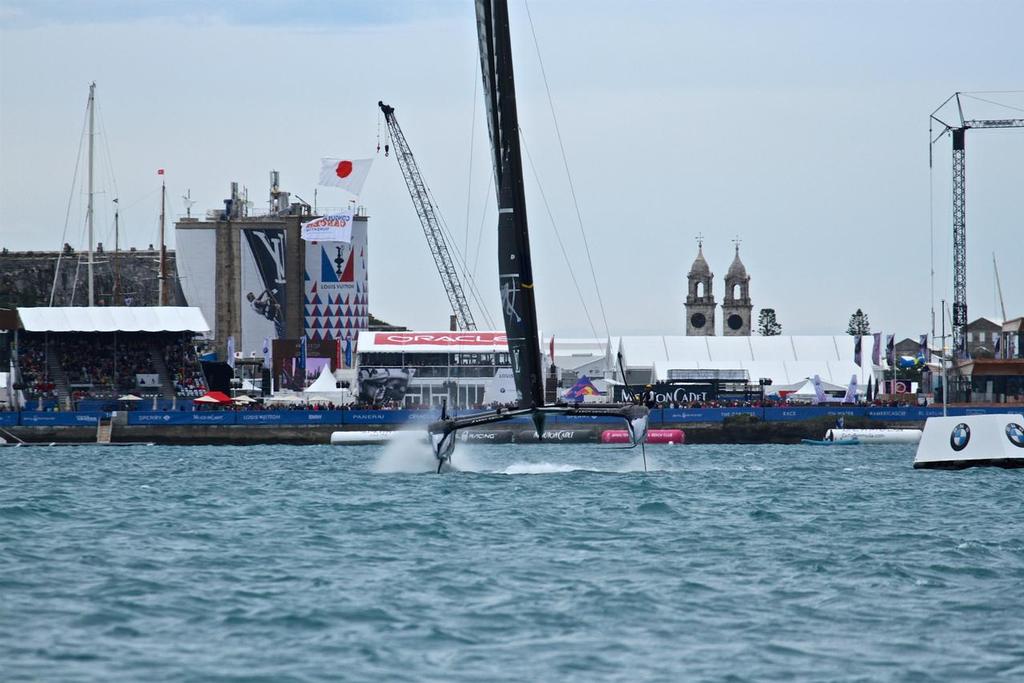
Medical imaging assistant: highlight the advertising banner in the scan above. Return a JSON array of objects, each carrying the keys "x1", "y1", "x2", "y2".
[
  {"x1": 613, "y1": 381, "x2": 719, "y2": 404},
  {"x1": 175, "y1": 227, "x2": 217, "y2": 337},
  {"x1": 136, "y1": 374, "x2": 160, "y2": 388},
  {"x1": 241, "y1": 228, "x2": 287, "y2": 356},
  {"x1": 358, "y1": 367, "x2": 414, "y2": 404},
  {"x1": 304, "y1": 219, "x2": 367, "y2": 344},
  {"x1": 301, "y1": 212, "x2": 354, "y2": 243}
]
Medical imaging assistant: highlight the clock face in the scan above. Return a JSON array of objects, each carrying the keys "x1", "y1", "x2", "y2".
[
  {"x1": 728, "y1": 314, "x2": 744, "y2": 330},
  {"x1": 691, "y1": 312, "x2": 706, "y2": 329}
]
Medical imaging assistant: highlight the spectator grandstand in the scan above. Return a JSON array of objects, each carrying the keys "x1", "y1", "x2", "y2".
[{"x1": 10, "y1": 307, "x2": 211, "y2": 407}]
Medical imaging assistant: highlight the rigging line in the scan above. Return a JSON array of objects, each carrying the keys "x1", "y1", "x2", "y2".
[
  {"x1": 427, "y1": 184, "x2": 497, "y2": 329},
  {"x1": 97, "y1": 101, "x2": 121, "y2": 247},
  {"x1": 471, "y1": 175, "x2": 494, "y2": 281},
  {"x1": 523, "y1": 0, "x2": 610, "y2": 337},
  {"x1": 464, "y1": 71, "x2": 479, "y2": 262},
  {"x1": 961, "y1": 89, "x2": 1024, "y2": 95},
  {"x1": 961, "y1": 93, "x2": 1024, "y2": 115},
  {"x1": 521, "y1": 129, "x2": 600, "y2": 339},
  {"x1": 49, "y1": 99, "x2": 90, "y2": 306}
]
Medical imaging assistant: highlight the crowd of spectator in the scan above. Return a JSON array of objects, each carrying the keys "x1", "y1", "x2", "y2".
[
  {"x1": 59, "y1": 336, "x2": 159, "y2": 398},
  {"x1": 163, "y1": 338, "x2": 208, "y2": 397},
  {"x1": 16, "y1": 337, "x2": 57, "y2": 399}
]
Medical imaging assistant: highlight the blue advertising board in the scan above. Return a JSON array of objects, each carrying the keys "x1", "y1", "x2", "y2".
[
  {"x1": 0, "y1": 412, "x2": 18, "y2": 426},
  {"x1": 127, "y1": 412, "x2": 235, "y2": 425},
  {"x1": 236, "y1": 411, "x2": 345, "y2": 425},
  {"x1": 343, "y1": 410, "x2": 426, "y2": 425},
  {"x1": 19, "y1": 412, "x2": 103, "y2": 426}
]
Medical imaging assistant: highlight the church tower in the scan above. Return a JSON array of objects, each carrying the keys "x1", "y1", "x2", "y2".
[
  {"x1": 685, "y1": 237, "x2": 716, "y2": 336},
  {"x1": 722, "y1": 239, "x2": 752, "y2": 336}
]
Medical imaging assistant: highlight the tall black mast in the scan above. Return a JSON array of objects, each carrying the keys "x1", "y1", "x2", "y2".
[{"x1": 476, "y1": 0, "x2": 545, "y2": 410}]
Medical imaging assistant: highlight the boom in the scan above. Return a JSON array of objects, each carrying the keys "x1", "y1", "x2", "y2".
[{"x1": 378, "y1": 101, "x2": 477, "y2": 331}]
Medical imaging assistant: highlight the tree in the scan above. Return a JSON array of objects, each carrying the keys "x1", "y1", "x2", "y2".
[
  {"x1": 847, "y1": 308, "x2": 871, "y2": 335},
  {"x1": 757, "y1": 308, "x2": 782, "y2": 336}
]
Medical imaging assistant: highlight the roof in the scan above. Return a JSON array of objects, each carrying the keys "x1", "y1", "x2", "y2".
[
  {"x1": 16, "y1": 307, "x2": 210, "y2": 333},
  {"x1": 967, "y1": 317, "x2": 1002, "y2": 331},
  {"x1": 626, "y1": 334, "x2": 878, "y2": 386},
  {"x1": 688, "y1": 246, "x2": 712, "y2": 278},
  {"x1": 305, "y1": 365, "x2": 342, "y2": 393},
  {"x1": 1003, "y1": 317, "x2": 1024, "y2": 332},
  {"x1": 725, "y1": 246, "x2": 748, "y2": 280}
]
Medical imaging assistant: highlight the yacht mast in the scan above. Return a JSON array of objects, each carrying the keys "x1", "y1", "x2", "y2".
[
  {"x1": 158, "y1": 172, "x2": 167, "y2": 306},
  {"x1": 87, "y1": 82, "x2": 96, "y2": 306},
  {"x1": 113, "y1": 198, "x2": 121, "y2": 303}
]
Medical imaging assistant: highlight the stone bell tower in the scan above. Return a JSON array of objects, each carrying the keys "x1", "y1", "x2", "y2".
[
  {"x1": 722, "y1": 238, "x2": 752, "y2": 336},
  {"x1": 685, "y1": 236, "x2": 716, "y2": 336}
]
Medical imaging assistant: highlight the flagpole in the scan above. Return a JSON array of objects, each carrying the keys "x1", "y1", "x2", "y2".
[{"x1": 158, "y1": 171, "x2": 167, "y2": 306}]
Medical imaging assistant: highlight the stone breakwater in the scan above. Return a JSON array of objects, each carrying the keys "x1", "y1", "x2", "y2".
[{"x1": 5, "y1": 415, "x2": 909, "y2": 446}]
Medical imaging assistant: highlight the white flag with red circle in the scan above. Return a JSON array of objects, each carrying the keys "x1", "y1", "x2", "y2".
[{"x1": 318, "y1": 158, "x2": 373, "y2": 195}]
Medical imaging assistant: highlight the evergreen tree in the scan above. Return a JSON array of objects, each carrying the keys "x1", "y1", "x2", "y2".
[
  {"x1": 847, "y1": 308, "x2": 871, "y2": 335},
  {"x1": 757, "y1": 308, "x2": 782, "y2": 336}
]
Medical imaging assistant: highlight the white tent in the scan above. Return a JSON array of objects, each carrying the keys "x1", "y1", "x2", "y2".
[
  {"x1": 780, "y1": 377, "x2": 849, "y2": 403},
  {"x1": 303, "y1": 365, "x2": 354, "y2": 405}
]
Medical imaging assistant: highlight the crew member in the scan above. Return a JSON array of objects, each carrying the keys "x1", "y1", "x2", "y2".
[{"x1": 642, "y1": 384, "x2": 657, "y2": 409}]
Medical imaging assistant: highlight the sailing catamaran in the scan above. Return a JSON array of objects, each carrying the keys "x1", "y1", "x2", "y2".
[{"x1": 426, "y1": 0, "x2": 649, "y2": 471}]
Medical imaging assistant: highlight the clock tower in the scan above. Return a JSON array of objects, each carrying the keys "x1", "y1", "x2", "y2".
[
  {"x1": 722, "y1": 239, "x2": 752, "y2": 336},
  {"x1": 685, "y1": 237, "x2": 716, "y2": 336}
]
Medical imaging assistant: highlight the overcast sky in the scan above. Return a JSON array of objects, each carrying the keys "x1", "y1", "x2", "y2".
[{"x1": 1, "y1": 0, "x2": 1021, "y2": 338}]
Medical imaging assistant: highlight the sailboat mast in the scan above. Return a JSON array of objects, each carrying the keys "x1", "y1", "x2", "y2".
[
  {"x1": 476, "y1": 0, "x2": 545, "y2": 410},
  {"x1": 113, "y1": 198, "x2": 121, "y2": 303},
  {"x1": 159, "y1": 175, "x2": 167, "y2": 306},
  {"x1": 87, "y1": 82, "x2": 96, "y2": 307}
]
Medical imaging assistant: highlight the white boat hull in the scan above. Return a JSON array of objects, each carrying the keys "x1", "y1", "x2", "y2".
[
  {"x1": 826, "y1": 428, "x2": 922, "y2": 445},
  {"x1": 330, "y1": 431, "x2": 418, "y2": 446}
]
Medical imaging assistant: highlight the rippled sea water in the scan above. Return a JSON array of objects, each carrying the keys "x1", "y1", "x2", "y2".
[{"x1": 2, "y1": 441, "x2": 1023, "y2": 682}]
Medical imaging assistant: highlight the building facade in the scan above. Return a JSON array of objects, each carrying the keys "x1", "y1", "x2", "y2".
[{"x1": 175, "y1": 179, "x2": 369, "y2": 361}]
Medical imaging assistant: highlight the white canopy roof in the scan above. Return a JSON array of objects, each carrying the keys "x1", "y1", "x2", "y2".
[
  {"x1": 18, "y1": 307, "x2": 210, "y2": 333},
  {"x1": 305, "y1": 365, "x2": 342, "y2": 393},
  {"x1": 632, "y1": 335, "x2": 879, "y2": 386}
]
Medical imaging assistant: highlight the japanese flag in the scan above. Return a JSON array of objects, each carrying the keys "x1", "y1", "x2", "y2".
[{"x1": 319, "y1": 158, "x2": 373, "y2": 196}]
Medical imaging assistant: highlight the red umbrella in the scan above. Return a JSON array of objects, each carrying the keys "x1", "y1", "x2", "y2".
[{"x1": 193, "y1": 391, "x2": 233, "y2": 404}]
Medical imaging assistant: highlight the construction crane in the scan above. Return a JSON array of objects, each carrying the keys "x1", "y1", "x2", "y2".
[
  {"x1": 378, "y1": 100, "x2": 479, "y2": 331},
  {"x1": 930, "y1": 92, "x2": 1024, "y2": 359}
]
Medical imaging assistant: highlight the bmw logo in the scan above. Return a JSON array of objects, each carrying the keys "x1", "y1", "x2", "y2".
[
  {"x1": 950, "y1": 423, "x2": 971, "y2": 452},
  {"x1": 1006, "y1": 423, "x2": 1024, "y2": 449}
]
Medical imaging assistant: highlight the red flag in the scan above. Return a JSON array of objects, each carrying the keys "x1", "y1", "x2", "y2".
[{"x1": 157, "y1": 169, "x2": 165, "y2": 175}]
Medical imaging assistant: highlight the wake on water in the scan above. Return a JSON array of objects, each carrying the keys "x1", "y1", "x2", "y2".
[{"x1": 371, "y1": 432, "x2": 675, "y2": 475}]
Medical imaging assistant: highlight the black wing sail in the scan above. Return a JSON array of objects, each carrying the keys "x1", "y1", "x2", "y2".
[
  {"x1": 476, "y1": 0, "x2": 545, "y2": 410},
  {"x1": 426, "y1": 0, "x2": 649, "y2": 467}
]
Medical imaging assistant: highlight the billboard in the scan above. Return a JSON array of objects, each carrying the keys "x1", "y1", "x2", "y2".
[
  {"x1": 272, "y1": 338, "x2": 339, "y2": 390},
  {"x1": 358, "y1": 367, "x2": 414, "y2": 404},
  {"x1": 241, "y1": 228, "x2": 287, "y2": 356},
  {"x1": 304, "y1": 219, "x2": 367, "y2": 345},
  {"x1": 175, "y1": 227, "x2": 217, "y2": 338}
]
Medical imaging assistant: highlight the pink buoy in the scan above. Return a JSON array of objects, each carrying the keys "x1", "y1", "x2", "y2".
[{"x1": 601, "y1": 429, "x2": 684, "y2": 444}]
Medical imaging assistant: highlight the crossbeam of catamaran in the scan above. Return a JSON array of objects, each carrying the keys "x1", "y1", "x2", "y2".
[{"x1": 426, "y1": 0, "x2": 649, "y2": 472}]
